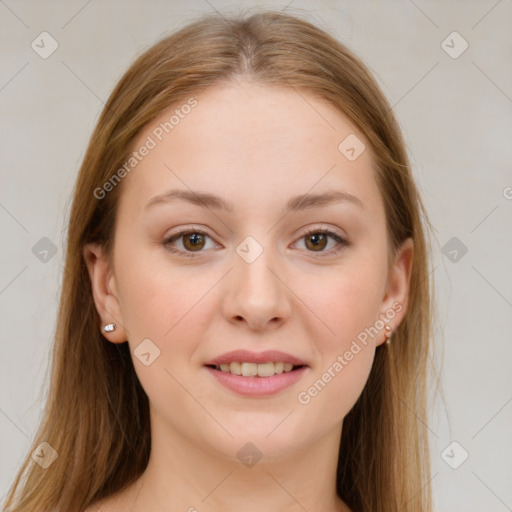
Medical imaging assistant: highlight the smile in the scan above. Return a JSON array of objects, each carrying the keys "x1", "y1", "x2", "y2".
[
  {"x1": 209, "y1": 361, "x2": 303, "y2": 377},
  {"x1": 204, "y1": 364, "x2": 308, "y2": 396}
]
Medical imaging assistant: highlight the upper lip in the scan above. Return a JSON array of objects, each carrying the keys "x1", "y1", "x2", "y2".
[{"x1": 205, "y1": 349, "x2": 307, "y2": 367}]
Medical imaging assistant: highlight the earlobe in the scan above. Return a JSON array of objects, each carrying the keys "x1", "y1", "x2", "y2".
[
  {"x1": 377, "y1": 237, "x2": 414, "y2": 346},
  {"x1": 83, "y1": 243, "x2": 127, "y2": 344}
]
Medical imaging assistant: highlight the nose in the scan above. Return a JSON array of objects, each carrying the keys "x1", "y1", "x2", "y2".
[{"x1": 222, "y1": 244, "x2": 291, "y2": 331}]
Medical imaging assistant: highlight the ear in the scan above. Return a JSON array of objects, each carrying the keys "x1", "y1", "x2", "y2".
[
  {"x1": 376, "y1": 237, "x2": 414, "y2": 347},
  {"x1": 83, "y1": 243, "x2": 127, "y2": 343}
]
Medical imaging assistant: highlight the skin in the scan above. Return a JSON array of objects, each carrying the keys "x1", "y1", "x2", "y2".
[{"x1": 84, "y1": 79, "x2": 413, "y2": 512}]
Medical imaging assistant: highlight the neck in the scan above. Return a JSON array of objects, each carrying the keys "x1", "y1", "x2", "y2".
[{"x1": 124, "y1": 414, "x2": 350, "y2": 512}]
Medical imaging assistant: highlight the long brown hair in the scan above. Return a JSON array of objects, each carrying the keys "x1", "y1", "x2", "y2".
[{"x1": 4, "y1": 10, "x2": 436, "y2": 512}]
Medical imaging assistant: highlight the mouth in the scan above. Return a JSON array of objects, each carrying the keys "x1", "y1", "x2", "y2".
[
  {"x1": 205, "y1": 362, "x2": 307, "y2": 378},
  {"x1": 203, "y1": 361, "x2": 308, "y2": 397},
  {"x1": 203, "y1": 349, "x2": 309, "y2": 396}
]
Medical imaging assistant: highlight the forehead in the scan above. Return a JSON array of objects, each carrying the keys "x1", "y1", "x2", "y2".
[{"x1": 117, "y1": 80, "x2": 382, "y2": 218}]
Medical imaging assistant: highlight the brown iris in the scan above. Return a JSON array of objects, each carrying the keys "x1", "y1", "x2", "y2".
[
  {"x1": 183, "y1": 233, "x2": 206, "y2": 251},
  {"x1": 304, "y1": 233, "x2": 328, "y2": 251}
]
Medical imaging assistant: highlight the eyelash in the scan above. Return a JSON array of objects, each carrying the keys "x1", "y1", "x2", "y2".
[{"x1": 162, "y1": 226, "x2": 350, "y2": 258}]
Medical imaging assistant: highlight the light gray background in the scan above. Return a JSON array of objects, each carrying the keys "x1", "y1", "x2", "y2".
[{"x1": 1, "y1": 1, "x2": 511, "y2": 510}]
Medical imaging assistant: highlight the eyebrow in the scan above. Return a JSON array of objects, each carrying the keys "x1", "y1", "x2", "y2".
[{"x1": 145, "y1": 189, "x2": 365, "y2": 213}]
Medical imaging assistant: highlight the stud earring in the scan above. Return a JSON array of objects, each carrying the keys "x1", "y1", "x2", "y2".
[
  {"x1": 384, "y1": 324, "x2": 392, "y2": 345},
  {"x1": 103, "y1": 323, "x2": 116, "y2": 333}
]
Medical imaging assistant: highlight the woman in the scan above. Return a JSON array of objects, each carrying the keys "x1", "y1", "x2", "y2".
[{"x1": 4, "y1": 10, "x2": 435, "y2": 512}]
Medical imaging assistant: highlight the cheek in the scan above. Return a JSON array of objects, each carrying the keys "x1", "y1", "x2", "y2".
[
  {"x1": 296, "y1": 269, "x2": 381, "y2": 417},
  {"x1": 293, "y1": 257, "x2": 385, "y2": 413},
  {"x1": 297, "y1": 346, "x2": 375, "y2": 427},
  {"x1": 113, "y1": 239, "x2": 205, "y2": 340},
  {"x1": 113, "y1": 250, "x2": 212, "y2": 410},
  {"x1": 301, "y1": 260, "x2": 386, "y2": 350}
]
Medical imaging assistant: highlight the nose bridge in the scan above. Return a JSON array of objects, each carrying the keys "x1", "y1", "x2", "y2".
[
  {"x1": 235, "y1": 234, "x2": 281, "y2": 296},
  {"x1": 225, "y1": 233, "x2": 290, "y2": 327}
]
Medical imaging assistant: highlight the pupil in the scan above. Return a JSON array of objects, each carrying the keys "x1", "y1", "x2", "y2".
[{"x1": 189, "y1": 234, "x2": 201, "y2": 245}]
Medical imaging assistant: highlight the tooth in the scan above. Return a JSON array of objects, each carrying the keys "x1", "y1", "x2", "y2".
[
  {"x1": 274, "y1": 361, "x2": 284, "y2": 374},
  {"x1": 229, "y1": 362, "x2": 242, "y2": 375},
  {"x1": 215, "y1": 361, "x2": 299, "y2": 376},
  {"x1": 241, "y1": 362, "x2": 258, "y2": 377},
  {"x1": 257, "y1": 362, "x2": 275, "y2": 377}
]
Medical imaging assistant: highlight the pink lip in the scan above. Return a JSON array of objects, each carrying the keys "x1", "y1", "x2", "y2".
[
  {"x1": 204, "y1": 349, "x2": 307, "y2": 366},
  {"x1": 204, "y1": 365, "x2": 308, "y2": 396}
]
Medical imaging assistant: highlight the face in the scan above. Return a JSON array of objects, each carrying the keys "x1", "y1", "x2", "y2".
[{"x1": 85, "y1": 79, "x2": 413, "y2": 461}]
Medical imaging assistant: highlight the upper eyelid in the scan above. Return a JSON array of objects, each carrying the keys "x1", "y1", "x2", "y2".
[{"x1": 164, "y1": 224, "x2": 346, "y2": 242}]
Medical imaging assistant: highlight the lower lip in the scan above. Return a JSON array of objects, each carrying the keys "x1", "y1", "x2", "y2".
[{"x1": 204, "y1": 366, "x2": 308, "y2": 397}]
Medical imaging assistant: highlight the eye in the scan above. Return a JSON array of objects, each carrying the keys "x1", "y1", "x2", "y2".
[
  {"x1": 295, "y1": 227, "x2": 350, "y2": 256},
  {"x1": 162, "y1": 225, "x2": 350, "y2": 258},
  {"x1": 163, "y1": 228, "x2": 217, "y2": 258}
]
